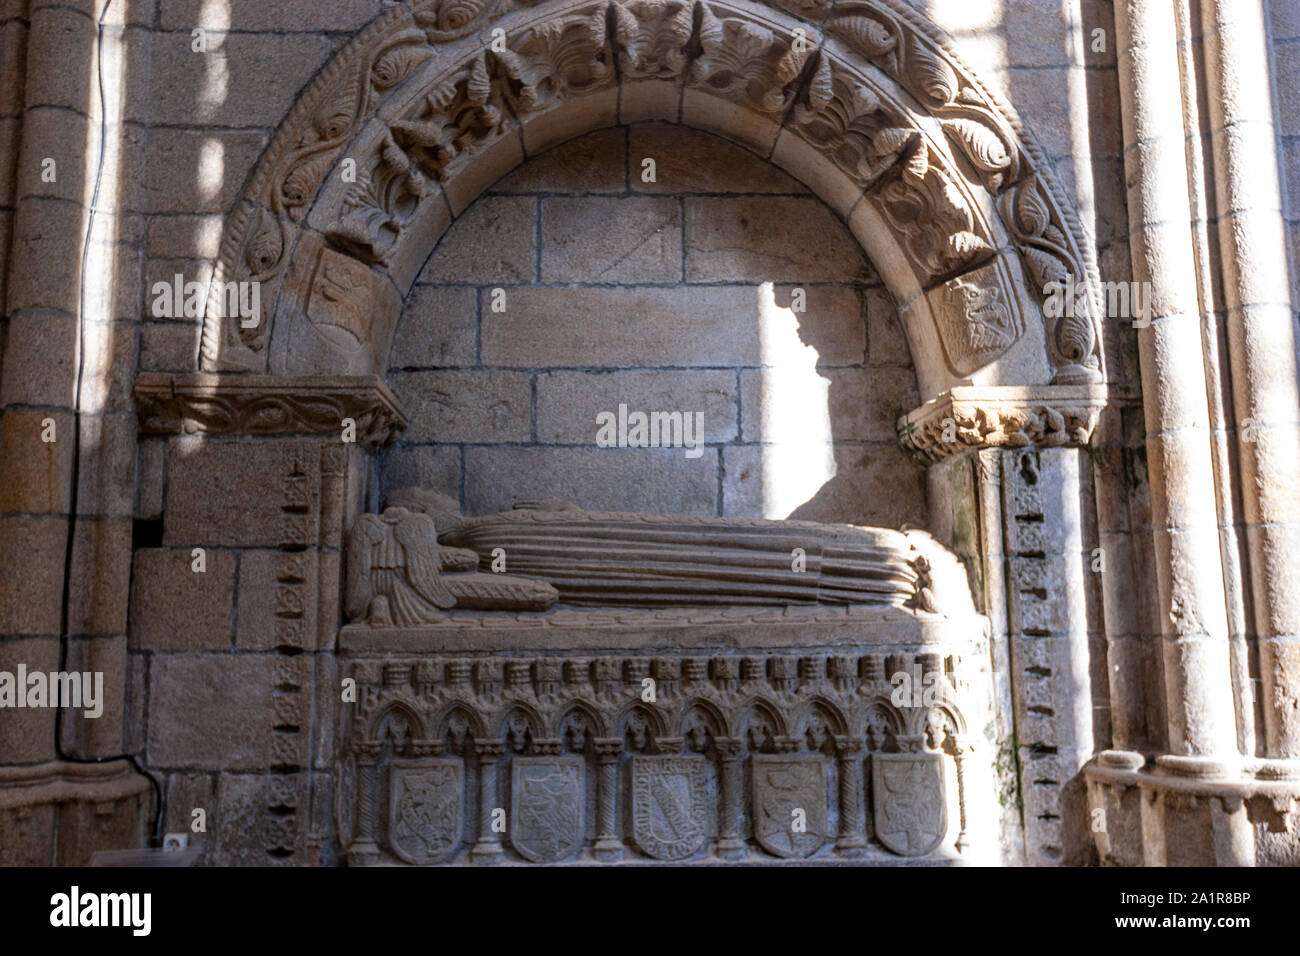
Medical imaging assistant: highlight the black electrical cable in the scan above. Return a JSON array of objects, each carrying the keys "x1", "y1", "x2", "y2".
[{"x1": 54, "y1": 0, "x2": 165, "y2": 849}]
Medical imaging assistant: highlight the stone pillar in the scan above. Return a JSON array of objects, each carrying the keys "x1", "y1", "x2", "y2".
[
  {"x1": 1201, "y1": 0, "x2": 1300, "y2": 763},
  {"x1": 592, "y1": 738, "x2": 623, "y2": 862},
  {"x1": 349, "y1": 742, "x2": 381, "y2": 866},
  {"x1": 714, "y1": 737, "x2": 746, "y2": 860},
  {"x1": 471, "y1": 739, "x2": 503, "y2": 864},
  {"x1": 834, "y1": 737, "x2": 866, "y2": 856},
  {"x1": 0, "y1": 0, "x2": 149, "y2": 864},
  {"x1": 1114, "y1": 0, "x2": 1238, "y2": 766}
]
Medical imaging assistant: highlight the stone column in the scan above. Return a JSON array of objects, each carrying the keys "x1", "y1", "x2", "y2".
[
  {"x1": 349, "y1": 742, "x2": 381, "y2": 866},
  {"x1": 471, "y1": 739, "x2": 503, "y2": 864},
  {"x1": 1114, "y1": 0, "x2": 1239, "y2": 765},
  {"x1": 714, "y1": 737, "x2": 746, "y2": 860},
  {"x1": 592, "y1": 738, "x2": 624, "y2": 862},
  {"x1": 950, "y1": 734, "x2": 974, "y2": 853},
  {"x1": 1201, "y1": 0, "x2": 1300, "y2": 764},
  {"x1": 0, "y1": 0, "x2": 150, "y2": 865},
  {"x1": 834, "y1": 737, "x2": 866, "y2": 856}
]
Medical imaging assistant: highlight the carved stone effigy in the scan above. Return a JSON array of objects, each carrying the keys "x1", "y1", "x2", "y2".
[{"x1": 337, "y1": 492, "x2": 997, "y2": 865}]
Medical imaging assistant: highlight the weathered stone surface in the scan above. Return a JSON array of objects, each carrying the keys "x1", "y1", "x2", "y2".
[
  {"x1": 541, "y1": 196, "x2": 681, "y2": 282},
  {"x1": 388, "y1": 371, "x2": 532, "y2": 443},
  {"x1": 536, "y1": 369, "x2": 738, "y2": 444},
  {"x1": 631, "y1": 122, "x2": 805, "y2": 194},
  {"x1": 388, "y1": 286, "x2": 477, "y2": 368},
  {"x1": 0, "y1": 516, "x2": 67, "y2": 635},
  {"x1": 163, "y1": 438, "x2": 319, "y2": 548},
  {"x1": 481, "y1": 286, "x2": 765, "y2": 367},
  {"x1": 464, "y1": 447, "x2": 719, "y2": 515},
  {"x1": 492, "y1": 127, "x2": 627, "y2": 193},
  {"x1": 130, "y1": 548, "x2": 235, "y2": 650},
  {"x1": 147, "y1": 654, "x2": 276, "y2": 769},
  {"x1": 234, "y1": 549, "x2": 317, "y2": 650},
  {"x1": 685, "y1": 197, "x2": 866, "y2": 282},
  {"x1": 419, "y1": 196, "x2": 537, "y2": 285}
]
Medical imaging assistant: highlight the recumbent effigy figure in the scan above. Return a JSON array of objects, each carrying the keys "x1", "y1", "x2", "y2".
[{"x1": 345, "y1": 487, "x2": 942, "y2": 626}]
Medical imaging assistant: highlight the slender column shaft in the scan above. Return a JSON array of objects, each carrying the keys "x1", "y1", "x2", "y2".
[
  {"x1": 1115, "y1": 0, "x2": 1238, "y2": 761},
  {"x1": 1201, "y1": 0, "x2": 1300, "y2": 760}
]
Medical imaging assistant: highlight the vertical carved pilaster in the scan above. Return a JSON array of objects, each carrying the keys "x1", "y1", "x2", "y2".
[
  {"x1": 472, "y1": 739, "x2": 504, "y2": 864},
  {"x1": 593, "y1": 738, "x2": 624, "y2": 862},
  {"x1": 950, "y1": 734, "x2": 973, "y2": 853},
  {"x1": 714, "y1": 737, "x2": 746, "y2": 860},
  {"x1": 834, "y1": 737, "x2": 867, "y2": 856},
  {"x1": 349, "y1": 742, "x2": 381, "y2": 866}
]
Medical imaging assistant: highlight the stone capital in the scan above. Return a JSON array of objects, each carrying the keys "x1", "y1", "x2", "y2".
[
  {"x1": 133, "y1": 373, "x2": 407, "y2": 449},
  {"x1": 896, "y1": 385, "x2": 1121, "y2": 463}
]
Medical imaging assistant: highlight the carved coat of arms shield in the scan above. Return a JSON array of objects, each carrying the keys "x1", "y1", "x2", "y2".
[
  {"x1": 511, "y1": 756, "x2": 585, "y2": 863},
  {"x1": 630, "y1": 756, "x2": 709, "y2": 861},
  {"x1": 872, "y1": 751, "x2": 947, "y2": 857},
  {"x1": 387, "y1": 758, "x2": 464, "y2": 864},
  {"x1": 752, "y1": 754, "x2": 828, "y2": 859}
]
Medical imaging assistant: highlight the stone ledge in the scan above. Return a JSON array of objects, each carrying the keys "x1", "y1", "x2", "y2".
[
  {"x1": 896, "y1": 384, "x2": 1132, "y2": 463},
  {"x1": 0, "y1": 758, "x2": 152, "y2": 809},
  {"x1": 339, "y1": 603, "x2": 985, "y2": 654},
  {"x1": 133, "y1": 372, "x2": 407, "y2": 448}
]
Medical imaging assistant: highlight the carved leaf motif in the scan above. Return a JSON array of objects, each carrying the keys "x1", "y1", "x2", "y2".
[
  {"x1": 281, "y1": 153, "x2": 336, "y2": 214},
  {"x1": 436, "y1": 0, "x2": 487, "y2": 31},
  {"x1": 942, "y1": 117, "x2": 1012, "y2": 180},
  {"x1": 907, "y1": 38, "x2": 959, "y2": 105},
  {"x1": 372, "y1": 42, "x2": 431, "y2": 91},
  {"x1": 244, "y1": 214, "x2": 283, "y2": 276},
  {"x1": 1012, "y1": 177, "x2": 1052, "y2": 235},
  {"x1": 313, "y1": 78, "x2": 359, "y2": 141},
  {"x1": 828, "y1": 14, "x2": 897, "y2": 57},
  {"x1": 613, "y1": 0, "x2": 693, "y2": 79},
  {"x1": 498, "y1": 11, "x2": 611, "y2": 112}
]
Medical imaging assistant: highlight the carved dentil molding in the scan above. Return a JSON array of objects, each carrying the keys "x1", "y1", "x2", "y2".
[
  {"x1": 133, "y1": 373, "x2": 408, "y2": 448},
  {"x1": 198, "y1": 0, "x2": 1106, "y2": 390},
  {"x1": 896, "y1": 385, "x2": 1116, "y2": 463}
]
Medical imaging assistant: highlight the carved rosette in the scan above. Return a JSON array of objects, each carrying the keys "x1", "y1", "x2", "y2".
[
  {"x1": 896, "y1": 385, "x2": 1115, "y2": 464},
  {"x1": 198, "y1": 0, "x2": 1107, "y2": 389}
]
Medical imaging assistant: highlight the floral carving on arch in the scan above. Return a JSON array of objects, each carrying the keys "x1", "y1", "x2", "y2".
[{"x1": 199, "y1": 0, "x2": 1107, "y2": 400}]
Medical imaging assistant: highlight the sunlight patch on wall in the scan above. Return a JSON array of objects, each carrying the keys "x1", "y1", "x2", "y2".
[{"x1": 756, "y1": 282, "x2": 835, "y2": 519}]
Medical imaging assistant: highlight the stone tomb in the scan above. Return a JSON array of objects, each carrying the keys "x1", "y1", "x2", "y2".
[{"x1": 337, "y1": 600, "x2": 997, "y2": 865}]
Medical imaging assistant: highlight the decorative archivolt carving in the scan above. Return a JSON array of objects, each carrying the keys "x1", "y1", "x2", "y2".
[
  {"x1": 199, "y1": 0, "x2": 1105, "y2": 389},
  {"x1": 612, "y1": 0, "x2": 694, "y2": 78}
]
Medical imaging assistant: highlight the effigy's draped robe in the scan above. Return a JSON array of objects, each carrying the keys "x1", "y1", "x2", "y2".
[{"x1": 441, "y1": 509, "x2": 921, "y2": 607}]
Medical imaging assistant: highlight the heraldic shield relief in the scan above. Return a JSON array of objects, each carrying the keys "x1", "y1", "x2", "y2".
[
  {"x1": 872, "y1": 752, "x2": 948, "y2": 857},
  {"x1": 752, "y1": 754, "x2": 829, "y2": 859},
  {"x1": 387, "y1": 759, "x2": 464, "y2": 865},
  {"x1": 511, "y1": 757, "x2": 585, "y2": 863},
  {"x1": 630, "y1": 756, "x2": 709, "y2": 861}
]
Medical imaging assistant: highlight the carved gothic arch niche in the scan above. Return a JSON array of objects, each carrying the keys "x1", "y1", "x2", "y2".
[{"x1": 197, "y1": 0, "x2": 1108, "y2": 401}]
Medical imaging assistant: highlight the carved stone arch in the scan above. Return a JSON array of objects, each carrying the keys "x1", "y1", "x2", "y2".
[
  {"x1": 736, "y1": 696, "x2": 788, "y2": 750},
  {"x1": 860, "y1": 695, "x2": 903, "y2": 750},
  {"x1": 616, "y1": 702, "x2": 671, "y2": 749},
  {"x1": 553, "y1": 700, "x2": 609, "y2": 742},
  {"x1": 495, "y1": 701, "x2": 547, "y2": 742},
  {"x1": 906, "y1": 699, "x2": 966, "y2": 741},
  {"x1": 789, "y1": 696, "x2": 848, "y2": 743},
  {"x1": 675, "y1": 698, "x2": 730, "y2": 740},
  {"x1": 434, "y1": 701, "x2": 487, "y2": 741},
  {"x1": 196, "y1": 0, "x2": 1107, "y2": 406},
  {"x1": 369, "y1": 701, "x2": 425, "y2": 745}
]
